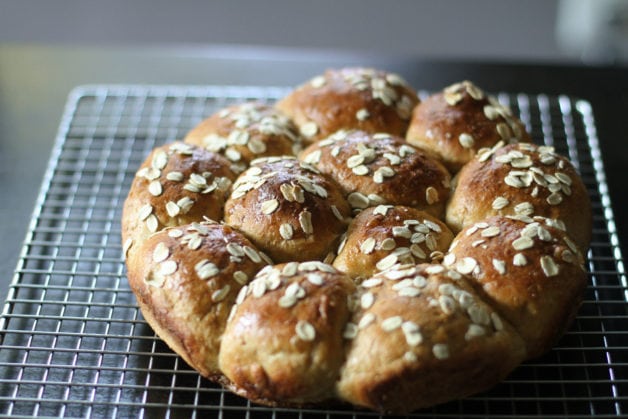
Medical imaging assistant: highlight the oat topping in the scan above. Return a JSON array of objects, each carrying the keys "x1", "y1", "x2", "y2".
[
  {"x1": 148, "y1": 181, "x2": 163, "y2": 196},
  {"x1": 482, "y1": 144, "x2": 577, "y2": 215},
  {"x1": 456, "y1": 257, "x2": 478, "y2": 275},
  {"x1": 212, "y1": 285, "x2": 231, "y2": 302},
  {"x1": 279, "y1": 223, "x2": 294, "y2": 240},
  {"x1": 152, "y1": 150, "x2": 169, "y2": 170},
  {"x1": 432, "y1": 343, "x2": 450, "y2": 360},
  {"x1": 358, "y1": 312, "x2": 376, "y2": 329},
  {"x1": 361, "y1": 292, "x2": 375, "y2": 309},
  {"x1": 481, "y1": 226, "x2": 501, "y2": 238},
  {"x1": 492, "y1": 259, "x2": 507, "y2": 275},
  {"x1": 233, "y1": 270, "x2": 249, "y2": 285},
  {"x1": 158, "y1": 260, "x2": 178, "y2": 276},
  {"x1": 195, "y1": 259, "x2": 219, "y2": 280},
  {"x1": 167, "y1": 229, "x2": 183, "y2": 238},
  {"x1": 348, "y1": 192, "x2": 370, "y2": 209},
  {"x1": 300, "y1": 122, "x2": 319, "y2": 138},
  {"x1": 381, "y1": 316, "x2": 403, "y2": 331},
  {"x1": 310, "y1": 75, "x2": 326, "y2": 88},
  {"x1": 425, "y1": 186, "x2": 439, "y2": 205},
  {"x1": 152, "y1": 242, "x2": 169, "y2": 263},
  {"x1": 303, "y1": 149, "x2": 322, "y2": 165},
  {"x1": 356, "y1": 108, "x2": 370, "y2": 121},
  {"x1": 540, "y1": 255, "x2": 560, "y2": 277},
  {"x1": 122, "y1": 238, "x2": 133, "y2": 258},
  {"x1": 513, "y1": 253, "x2": 528, "y2": 266},
  {"x1": 512, "y1": 236, "x2": 534, "y2": 250},
  {"x1": 295, "y1": 320, "x2": 316, "y2": 341},
  {"x1": 459, "y1": 133, "x2": 475, "y2": 149},
  {"x1": 298, "y1": 210, "x2": 313, "y2": 235},
  {"x1": 376, "y1": 254, "x2": 399, "y2": 271},
  {"x1": 360, "y1": 237, "x2": 377, "y2": 254},
  {"x1": 465, "y1": 324, "x2": 486, "y2": 341},
  {"x1": 138, "y1": 204, "x2": 153, "y2": 221},
  {"x1": 361, "y1": 277, "x2": 383, "y2": 288},
  {"x1": 261, "y1": 199, "x2": 280, "y2": 215},
  {"x1": 145, "y1": 215, "x2": 159, "y2": 233}
]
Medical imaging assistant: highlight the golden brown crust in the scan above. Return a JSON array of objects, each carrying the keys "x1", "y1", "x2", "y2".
[
  {"x1": 300, "y1": 130, "x2": 451, "y2": 218},
  {"x1": 224, "y1": 156, "x2": 351, "y2": 263},
  {"x1": 219, "y1": 262, "x2": 356, "y2": 404},
  {"x1": 443, "y1": 216, "x2": 587, "y2": 358},
  {"x1": 406, "y1": 81, "x2": 531, "y2": 173},
  {"x1": 126, "y1": 221, "x2": 268, "y2": 376},
  {"x1": 336, "y1": 264, "x2": 526, "y2": 413},
  {"x1": 121, "y1": 142, "x2": 236, "y2": 259},
  {"x1": 276, "y1": 67, "x2": 419, "y2": 144},
  {"x1": 121, "y1": 71, "x2": 593, "y2": 413},
  {"x1": 333, "y1": 205, "x2": 454, "y2": 280},
  {"x1": 446, "y1": 142, "x2": 592, "y2": 252},
  {"x1": 183, "y1": 102, "x2": 303, "y2": 173}
]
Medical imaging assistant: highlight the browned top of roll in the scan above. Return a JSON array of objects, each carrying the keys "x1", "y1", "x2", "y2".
[
  {"x1": 446, "y1": 142, "x2": 592, "y2": 252},
  {"x1": 444, "y1": 215, "x2": 587, "y2": 358},
  {"x1": 337, "y1": 263, "x2": 525, "y2": 413},
  {"x1": 300, "y1": 130, "x2": 451, "y2": 218},
  {"x1": 126, "y1": 221, "x2": 269, "y2": 377},
  {"x1": 333, "y1": 205, "x2": 453, "y2": 280},
  {"x1": 406, "y1": 80, "x2": 531, "y2": 173},
  {"x1": 224, "y1": 156, "x2": 351, "y2": 263},
  {"x1": 184, "y1": 102, "x2": 303, "y2": 173},
  {"x1": 219, "y1": 261, "x2": 355, "y2": 404},
  {"x1": 121, "y1": 141, "x2": 236, "y2": 258},
  {"x1": 276, "y1": 67, "x2": 419, "y2": 144}
]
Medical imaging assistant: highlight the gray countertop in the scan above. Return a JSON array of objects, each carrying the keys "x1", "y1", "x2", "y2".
[{"x1": 1, "y1": 43, "x2": 627, "y2": 302}]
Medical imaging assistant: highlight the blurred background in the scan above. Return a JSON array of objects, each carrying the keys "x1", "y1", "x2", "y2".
[{"x1": 1, "y1": 0, "x2": 628, "y2": 65}]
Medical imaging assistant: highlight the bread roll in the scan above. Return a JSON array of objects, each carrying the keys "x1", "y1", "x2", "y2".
[
  {"x1": 121, "y1": 142, "x2": 236, "y2": 258},
  {"x1": 184, "y1": 102, "x2": 303, "y2": 173},
  {"x1": 406, "y1": 81, "x2": 531, "y2": 173},
  {"x1": 126, "y1": 221, "x2": 268, "y2": 377},
  {"x1": 224, "y1": 156, "x2": 351, "y2": 262},
  {"x1": 219, "y1": 262, "x2": 355, "y2": 404},
  {"x1": 333, "y1": 205, "x2": 454, "y2": 280},
  {"x1": 300, "y1": 130, "x2": 451, "y2": 218},
  {"x1": 337, "y1": 263, "x2": 526, "y2": 413},
  {"x1": 443, "y1": 215, "x2": 587, "y2": 358},
  {"x1": 276, "y1": 67, "x2": 419, "y2": 144},
  {"x1": 446, "y1": 142, "x2": 592, "y2": 252}
]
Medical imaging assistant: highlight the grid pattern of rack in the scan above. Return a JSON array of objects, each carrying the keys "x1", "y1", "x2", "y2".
[{"x1": 0, "y1": 85, "x2": 626, "y2": 418}]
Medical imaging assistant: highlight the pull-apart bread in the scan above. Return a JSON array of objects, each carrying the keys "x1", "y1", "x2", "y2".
[{"x1": 122, "y1": 67, "x2": 591, "y2": 414}]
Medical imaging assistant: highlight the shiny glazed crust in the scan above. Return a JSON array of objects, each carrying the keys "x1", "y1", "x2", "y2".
[
  {"x1": 126, "y1": 221, "x2": 268, "y2": 376},
  {"x1": 445, "y1": 142, "x2": 592, "y2": 252},
  {"x1": 219, "y1": 262, "x2": 356, "y2": 404},
  {"x1": 443, "y1": 215, "x2": 587, "y2": 358},
  {"x1": 276, "y1": 67, "x2": 419, "y2": 144},
  {"x1": 336, "y1": 264, "x2": 526, "y2": 413},
  {"x1": 121, "y1": 142, "x2": 236, "y2": 259},
  {"x1": 224, "y1": 156, "x2": 351, "y2": 263},
  {"x1": 183, "y1": 102, "x2": 303, "y2": 173},
  {"x1": 300, "y1": 130, "x2": 451, "y2": 218},
  {"x1": 122, "y1": 67, "x2": 592, "y2": 414},
  {"x1": 406, "y1": 81, "x2": 531, "y2": 173},
  {"x1": 333, "y1": 205, "x2": 454, "y2": 280}
]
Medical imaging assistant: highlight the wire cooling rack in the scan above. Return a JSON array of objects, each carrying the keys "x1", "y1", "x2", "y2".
[{"x1": 0, "y1": 85, "x2": 626, "y2": 418}]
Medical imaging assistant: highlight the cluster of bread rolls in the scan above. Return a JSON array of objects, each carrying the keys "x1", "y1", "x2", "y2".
[{"x1": 122, "y1": 67, "x2": 591, "y2": 413}]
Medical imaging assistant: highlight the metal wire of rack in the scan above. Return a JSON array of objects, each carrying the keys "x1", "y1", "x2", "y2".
[{"x1": 0, "y1": 85, "x2": 626, "y2": 418}]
